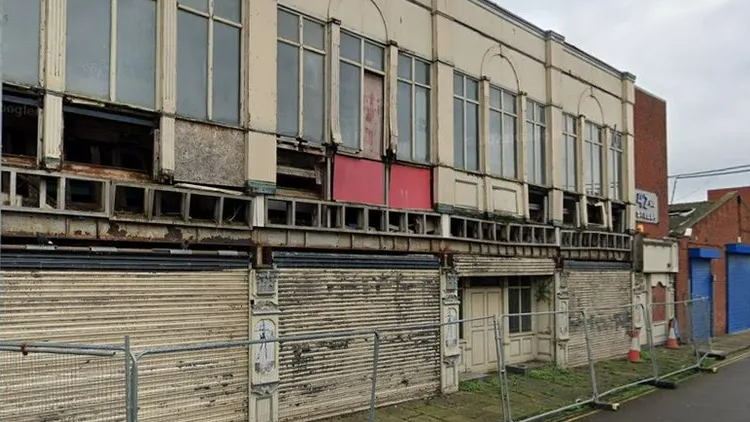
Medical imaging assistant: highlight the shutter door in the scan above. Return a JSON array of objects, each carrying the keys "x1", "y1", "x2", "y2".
[
  {"x1": 453, "y1": 256, "x2": 556, "y2": 277},
  {"x1": 689, "y1": 258, "x2": 713, "y2": 341},
  {"x1": 275, "y1": 254, "x2": 441, "y2": 422},
  {"x1": 565, "y1": 263, "x2": 632, "y2": 367},
  {"x1": 0, "y1": 267, "x2": 250, "y2": 422},
  {"x1": 727, "y1": 254, "x2": 750, "y2": 334}
]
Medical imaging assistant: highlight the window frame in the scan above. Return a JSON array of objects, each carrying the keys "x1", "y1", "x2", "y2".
[
  {"x1": 525, "y1": 99, "x2": 546, "y2": 186},
  {"x1": 488, "y1": 84, "x2": 518, "y2": 179},
  {"x1": 609, "y1": 129, "x2": 624, "y2": 202},
  {"x1": 583, "y1": 122, "x2": 604, "y2": 198},
  {"x1": 3, "y1": 0, "x2": 44, "y2": 87},
  {"x1": 338, "y1": 30, "x2": 387, "y2": 151},
  {"x1": 453, "y1": 72, "x2": 480, "y2": 172},
  {"x1": 276, "y1": 7, "x2": 328, "y2": 143},
  {"x1": 176, "y1": 0, "x2": 243, "y2": 123},
  {"x1": 561, "y1": 114, "x2": 578, "y2": 193},
  {"x1": 507, "y1": 277, "x2": 533, "y2": 335},
  {"x1": 396, "y1": 52, "x2": 431, "y2": 164}
]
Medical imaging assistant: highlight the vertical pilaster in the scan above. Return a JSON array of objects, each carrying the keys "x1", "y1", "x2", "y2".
[
  {"x1": 328, "y1": 19, "x2": 342, "y2": 145},
  {"x1": 245, "y1": 0, "x2": 278, "y2": 194},
  {"x1": 250, "y1": 269, "x2": 281, "y2": 422},
  {"x1": 158, "y1": 0, "x2": 177, "y2": 180},
  {"x1": 621, "y1": 72, "x2": 637, "y2": 232},
  {"x1": 518, "y1": 94, "x2": 529, "y2": 219},
  {"x1": 441, "y1": 269, "x2": 460, "y2": 393},
  {"x1": 480, "y1": 77, "x2": 491, "y2": 210},
  {"x1": 433, "y1": 60, "x2": 456, "y2": 208},
  {"x1": 41, "y1": 0, "x2": 66, "y2": 169},
  {"x1": 545, "y1": 31, "x2": 565, "y2": 225},
  {"x1": 554, "y1": 270, "x2": 570, "y2": 367}
]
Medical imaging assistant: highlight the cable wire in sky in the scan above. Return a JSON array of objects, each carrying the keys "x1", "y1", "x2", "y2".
[{"x1": 668, "y1": 164, "x2": 750, "y2": 179}]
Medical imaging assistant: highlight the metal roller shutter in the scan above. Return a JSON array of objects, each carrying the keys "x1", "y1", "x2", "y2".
[
  {"x1": 275, "y1": 254, "x2": 441, "y2": 422},
  {"x1": 727, "y1": 254, "x2": 750, "y2": 334},
  {"x1": 689, "y1": 258, "x2": 713, "y2": 341},
  {"x1": 453, "y1": 256, "x2": 556, "y2": 277},
  {"x1": 0, "y1": 268, "x2": 250, "y2": 422},
  {"x1": 564, "y1": 262, "x2": 632, "y2": 367}
]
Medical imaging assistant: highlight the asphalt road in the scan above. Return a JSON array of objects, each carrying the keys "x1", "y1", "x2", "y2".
[{"x1": 582, "y1": 355, "x2": 750, "y2": 422}]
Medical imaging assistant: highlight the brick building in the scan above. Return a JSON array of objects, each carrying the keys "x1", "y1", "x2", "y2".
[{"x1": 670, "y1": 189, "x2": 750, "y2": 337}]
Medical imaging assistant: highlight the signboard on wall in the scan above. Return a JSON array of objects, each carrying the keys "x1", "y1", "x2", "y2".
[{"x1": 636, "y1": 189, "x2": 659, "y2": 224}]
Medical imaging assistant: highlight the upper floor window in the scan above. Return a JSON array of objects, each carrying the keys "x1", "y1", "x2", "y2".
[
  {"x1": 176, "y1": 0, "x2": 241, "y2": 124},
  {"x1": 4, "y1": 0, "x2": 42, "y2": 86},
  {"x1": 488, "y1": 85, "x2": 517, "y2": 179},
  {"x1": 584, "y1": 122, "x2": 603, "y2": 197},
  {"x1": 66, "y1": 0, "x2": 157, "y2": 108},
  {"x1": 526, "y1": 101, "x2": 546, "y2": 186},
  {"x1": 277, "y1": 9, "x2": 326, "y2": 143},
  {"x1": 453, "y1": 73, "x2": 479, "y2": 172},
  {"x1": 561, "y1": 114, "x2": 578, "y2": 192},
  {"x1": 339, "y1": 32, "x2": 385, "y2": 157},
  {"x1": 397, "y1": 54, "x2": 431, "y2": 163},
  {"x1": 609, "y1": 130, "x2": 624, "y2": 201}
]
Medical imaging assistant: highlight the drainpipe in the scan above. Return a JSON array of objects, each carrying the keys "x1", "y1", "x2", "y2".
[{"x1": 738, "y1": 196, "x2": 743, "y2": 244}]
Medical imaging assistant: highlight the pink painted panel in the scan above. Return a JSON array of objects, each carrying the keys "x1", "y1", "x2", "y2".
[
  {"x1": 333, "y1": 154, "x2": 385, "y2": 205},
  {"x1": 389, "y1": 164, "x2": 432, "y2": 210}
]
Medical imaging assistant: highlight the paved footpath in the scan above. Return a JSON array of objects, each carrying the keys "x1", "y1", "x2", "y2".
[{"x1": 582, "y1": 355, "x2": 750, "y2": 422}]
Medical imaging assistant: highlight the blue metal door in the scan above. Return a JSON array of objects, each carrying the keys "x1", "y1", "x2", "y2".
[
  {"x1": 727, "y1": 253, "x2": 750, "y2": 334},
  {"x1": 690, "y1": 258, "x2": 713, "y2": 341}
]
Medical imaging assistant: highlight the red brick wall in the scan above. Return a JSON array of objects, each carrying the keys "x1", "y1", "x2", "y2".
[
  {"x1": 675, "y1": 195, "x2": 750, "y2": 335},
  {"x1": 708, "y1": 186, "x2": 750, "y2": 203},
  {"x1": 634, "y1": 88, "x2": 669, "y2": 238}
]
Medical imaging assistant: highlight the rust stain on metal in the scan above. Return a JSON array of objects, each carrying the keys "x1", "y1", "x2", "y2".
[
  {"x1": 362, "y1": 73, "x2": 384, "y2": 159},
  {"x1": 61, "y1": 163, "x2": 150, "y2": 181}
]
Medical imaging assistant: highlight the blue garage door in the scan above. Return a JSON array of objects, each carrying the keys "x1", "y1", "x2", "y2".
[
  {"x1": 727, "y1": 253, "x2": 750, "y2": 334},
  {"x1": 690, "y1": 258, "x2": 713, "y2": 341}
]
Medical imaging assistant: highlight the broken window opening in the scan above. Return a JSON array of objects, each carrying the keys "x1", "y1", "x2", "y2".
[
  {"x1": 155, "y1": 190, "x2": 183, "y2": 219},
  {"x1": 612, "y1": 204, "x2": 626, "y2": 233},
  {"x1": 389, "y1": 211, "x2": 406, "y2": 233},
  {"x1": 14, "y1": 174, "x2": 59, "y2": 209},
  {"x1": 563, "y1": 195, "x2": 579, "y2": 226},
  {"x1": 222, "y1": 198, "x2": 250, "y2": 226},
  {"x1": 63, "y1": 104, "x2": 155, "y2": 174},
  {"x1": 528, "y1": 189, "x2": 548, "y2": 224},
  {"x1": 114, "y1": 185, "x2": 146, "y2": 215},
  {"x1": 189, "y1": 194, "x2": 219, "y2": 222},
  {"x1": 344, "y1": 207, "x2": 365, "y2": 230},
  {"x1": 294, "y1": 202, "x2": 319, "y2": 227},
  {"x1": 267, "y1": 199, "x2": 291, "y2": 225},
  {"x1": 450, "y1": 218, "x2": 465, "y2": 238},
  {"x1": 587, "y1": 200, "x2": 605, "y2": 226},
  {"x1": 2, "y1": 92, "x2": 40, "y2": 159},
  {"x1": 277, "y1": 149, "x2": 325, "y2": 198},
  {"x1": 367, "y1": 209, "x2": 385, "y2": 232},
  {"x1": 66, "y1": 179, "x2": 105, "y2": 212},
  {"x1": 466, "y1": 220, "x2": 480, "y2": 239}
]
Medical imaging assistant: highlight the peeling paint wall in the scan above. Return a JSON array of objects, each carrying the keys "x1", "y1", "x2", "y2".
[{"x1": 173, "y1": 119, "x2": 245, "y2": 188}]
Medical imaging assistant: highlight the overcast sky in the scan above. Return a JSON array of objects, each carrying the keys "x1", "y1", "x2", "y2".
[{"x1": 495, "y1": 0, "x2": 749, "y2": 204}]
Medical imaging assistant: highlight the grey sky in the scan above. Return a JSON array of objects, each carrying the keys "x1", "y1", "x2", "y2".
[{"x1": 495, "y1": 0, "x2": 750, "y2": 204}]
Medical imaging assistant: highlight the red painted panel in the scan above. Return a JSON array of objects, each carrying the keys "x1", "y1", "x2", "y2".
[
  {"x1": 333, "y1": 154, "x2": 384, "y2": 205},
  {"x1": 389, "y1": 164, "x2": 432, "y2": 210},
  {"x1": 652, "y1": 285, "x2": 666, "y2": 322},
  {"x1": 362, "y1": 72, "x2": 384, "y2": 160}
]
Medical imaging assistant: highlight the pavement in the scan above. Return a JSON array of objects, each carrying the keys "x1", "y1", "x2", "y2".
[
  {"x1": 707, "y1": 330, "x2": 750, "y2": 356},
  {"x1": 580, "y1": 351, "x2": 750, "y2": 422}
]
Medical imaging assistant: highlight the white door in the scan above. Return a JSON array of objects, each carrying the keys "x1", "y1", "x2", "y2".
[{"x1": 465, "y1": 288, "x2": 503, "y2": 374}]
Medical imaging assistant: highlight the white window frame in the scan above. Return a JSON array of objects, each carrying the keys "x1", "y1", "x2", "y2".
[
  {"x1": 507, "y1": 277, "x2": 533, "y2": 335},
  {"x1": 177, "y1": 0, "x2": 242, "y2": 122},
  {"x1": 453, "y1": 72, "x2": 480, "y2": 172},
  {"x1": 525, "y1": 100, "x2": 546, "y2": 186},
  {"x1": 609, "y1": 129, "x2": 624, "y2": 201},
  {"x1": 584, "y1": 122, "x2": 603, "y2": 198},
  {"x1": 276, "y1": 7, "x2": 327, "y2": 143},
  {"x1": 396, "y1": 52, "x2": 431, "y2": 163},
  {"x1": 338, "y1": 30, "x2": 386, "y2": 150},
  {"x1": 562, "y1": 114, "x2": 578, "y2": 192},
  {"x1": 488, "y1": 84, "x2": 518, "y2": 179}
]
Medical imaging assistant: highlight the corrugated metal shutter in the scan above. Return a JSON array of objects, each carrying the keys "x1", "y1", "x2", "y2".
[
  {"x1": 689, "y1": 258, "x2": 713, "y2": 341},
  {"x1": 276, "y1": 267, "x2": 441, "y2": 422},
  {"x1": 727, "y1": 254, "x2": 750, "y2": 334},
  {"x1": 0, "y1": 269, "x2": 250, "y2": 422},
  {"x1": 565, "y1": 263, "x2": 632, "y2": 367},
  {"x1": 453, "y1": 255, "x2": 556, "y2": 277}
]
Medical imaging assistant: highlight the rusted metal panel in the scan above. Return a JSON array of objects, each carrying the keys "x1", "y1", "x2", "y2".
[
  {"x1": 362, "y1": 73, "x2": 384, "y2": 160},
  {"x1": 389, "y1": 164, "x2": 432, "y2": 210},
  {"x1": 61, "y1": 162, "x2": 151, "y2": 182},
  {"x1": 332, "y1": 154, "x2": 385, "y2": 205},
  {"x1": 453, "y1": 255, "x2": 556, "y2": 277},
  {"x1": 173, "y1": 119, "x2": 245, "y2": 188},
  {"x1": 276, "y1": 268, "x2": 441, "y2": 421},
  {"x1": 0, "y1": 269, "x2": 250, "y2": 422},
  {"x1": 565, "y1": 269, "x2": 632, "y2": 366}
]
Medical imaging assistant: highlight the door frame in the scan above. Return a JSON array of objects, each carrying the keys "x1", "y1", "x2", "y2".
[
  {"x1": 725, "y1": 244, "x2": 750, "y2": 334},
  {"x1": 688, "y1": 248, "x2": 720, "y2": 338}
]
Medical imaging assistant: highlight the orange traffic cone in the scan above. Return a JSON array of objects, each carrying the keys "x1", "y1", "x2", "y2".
[
  {"x1": 666, "y1": 318, "x2": 680, "y2": 349},
  {"x1": 628, "y1": 329, "x2": 641, "y2": 363}
]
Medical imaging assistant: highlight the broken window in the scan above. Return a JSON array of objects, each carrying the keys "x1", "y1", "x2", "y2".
[
  {"x1": 453, "y1": 73, "x2": 480, "y2": 171},
  {"x1": 528, "y1": 188, "x2": 548, "y2": 224},
  {"x1": 63, "y1": 104, "x2": 155, "y2": 174},
  {"x1": 66, "y1": 0, "x2": 157, "y2": 107},
  {"x1": 177, "y1": 0, "x2": 241, "y2": 123},
  {"x1": 4, "y1": 0, "x2": 42, "y2": 86},
  {"x1": 583, "y1": 122, "x2": 603, "y2": 197},
  {"x1": 339, "y1": 32, "x2": 385, "y2": 158},
  {"x1": 611, "y1": 203, "x2": 626, "y2": 232},
  {"x1": 397, "y1": 53, "x2": 431, "y2": 163},
  {"x1": 525, "y1": 101, "x2": 546, "y2": 186},
  {"x1": 609, "y1": 130, "x2": 624, "y2": 201},
  {"x1": 561, "y1": 114, "x2": 578, "y2": 192},
  {"x1": 276, "y1": 149, "x2": 325, "y2": 198},
  {"x1": 2, "y1": 92, "x2": 40, "y2": 159},
  {"x1": 586, "y1": 199, "x2": 605, "y2": 226},
  {"x1": 563, "y1": 194, "x2": 579, "y2": 226},
  {"x1": 277, "y1": 8, "x2": 326, "y2": 143}
]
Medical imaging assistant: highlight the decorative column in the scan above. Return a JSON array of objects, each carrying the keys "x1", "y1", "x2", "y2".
[
  {"x1": 41, "y1": 0, "x2": 66, "y2": 170},
  {"x1": 554, "y1": 270, "x2": 570, "y2": 367},
  {"x1": 250, "y1": 269, "x2": 281, "y2": 422},
  {"x1": 621, "y1": 72, "x2": 637, "y2": 232},
  {"x1": 158, "y1": 0, "x2": 177, "y2": 182},
  {"x1": 545, "y1": 31, "x2": 565, "y2": 225},
  {"x1": 441, "y1": 268, "x2": 461, "y2": 393}
]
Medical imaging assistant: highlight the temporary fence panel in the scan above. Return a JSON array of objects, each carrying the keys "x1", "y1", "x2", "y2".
[
  {"x1": 564, "y1": 262, "x2": 632, "y2": 367},
  {"x1": 726, "y1": 249, "x2": 750, "y2": 334},
  {"x1": 453, "y1": 256, "x2": 556, "y2": 277},
  {"x1": 689, "y1": 257, "x2": 713, "y2": 341},
  {"x1": 273, "y1": 252, "x2": 441, "y2": 422},
  {"x1": 0, "y1": 249, "x2": 252, "y2": 422}
]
